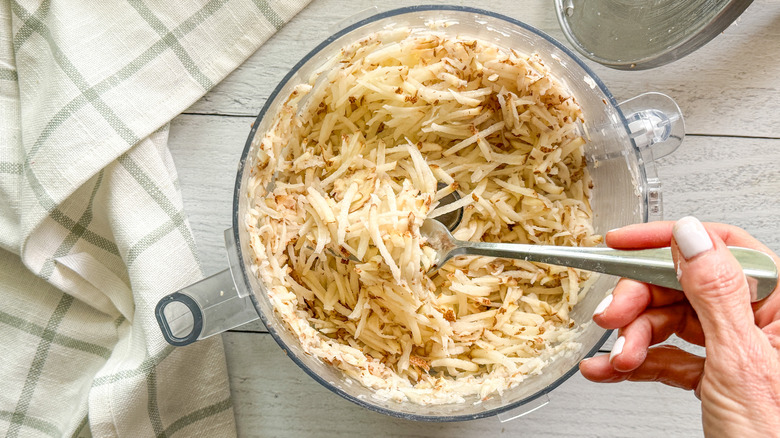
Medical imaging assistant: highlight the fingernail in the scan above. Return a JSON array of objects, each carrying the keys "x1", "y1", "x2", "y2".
[
  {"x1": 593, "y1": 294, "x2": 613, "y2": 317},
  {"x1": 673, "y1": 216, "x2": 713, "y2": 260},
  {"x1": 609, "y1": 336, "x2": 625, "y2": 362}
]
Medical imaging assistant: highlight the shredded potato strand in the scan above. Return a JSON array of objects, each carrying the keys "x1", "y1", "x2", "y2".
[{"x1": 245, "y1": 28, "x2": 602, "y2": 405}]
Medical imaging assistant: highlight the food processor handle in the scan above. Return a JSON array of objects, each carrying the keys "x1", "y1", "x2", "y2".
[
  {"x1": 155, "y1": 229, "x2": 259, "y2": 346},
  {"x1": 619, "y1": 92, "x2": 685, "y2": 159},
  {"x1": 617, "y1": 92, "x2": 685, "y2": 221}
]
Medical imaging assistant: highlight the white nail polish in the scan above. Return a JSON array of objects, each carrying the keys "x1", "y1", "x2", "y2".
[
  {"x1": 673, "y1": 216, "x2": 713, "y2": 260},
  {"x1": 593, "y1": 294, "x2": 613, "y2": 316},
  {"x1": 610, "y1": 336, "x2": 625, "y2": 362}
]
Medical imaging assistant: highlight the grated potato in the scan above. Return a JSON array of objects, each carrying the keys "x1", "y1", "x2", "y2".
[{"x1": 244, "y1": 27, "x2": 602, "y2": 405}]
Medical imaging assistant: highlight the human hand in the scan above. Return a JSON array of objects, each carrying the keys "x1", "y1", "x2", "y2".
[{"x1": 579, "y1": 217, "x2": 780, "y2": 437}]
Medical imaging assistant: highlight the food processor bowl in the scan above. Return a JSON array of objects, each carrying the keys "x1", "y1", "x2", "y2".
[{"x1": 156, "y1": 5, "x2": 684, "y2": 422}]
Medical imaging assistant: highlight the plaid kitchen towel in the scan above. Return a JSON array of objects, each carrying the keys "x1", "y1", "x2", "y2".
[{"x1": 0, "y1": 0, "x2": 310, "y2": 436}]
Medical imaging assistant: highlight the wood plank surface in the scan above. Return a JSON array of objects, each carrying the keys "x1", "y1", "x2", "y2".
[
  {"x1": 185, "y1": 0, "x2": 780, "y2": 137},
  {"x1": 224, "y1": 331, "x2": 702, "y2": 438},
  {"x1": 166, "y1": 0, "x2": 780, "y2": 435}
]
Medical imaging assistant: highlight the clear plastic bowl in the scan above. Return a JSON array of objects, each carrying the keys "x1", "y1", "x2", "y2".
[{"x1": 156, "y1": 5, "x2": 684, "y2": 422}]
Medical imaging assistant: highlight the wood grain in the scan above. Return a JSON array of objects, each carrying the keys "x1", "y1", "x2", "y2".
[
  {"x1": 184, "y1": 0, "x2": 780, "y2": 138},
  {"x1": 224, "y1": 331, "x2": 703, "y2": 437}
]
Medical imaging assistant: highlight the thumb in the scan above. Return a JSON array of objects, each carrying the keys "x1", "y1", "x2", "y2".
[{"x1": 672, "y1": 216, "x2": 755, "y2": 345}]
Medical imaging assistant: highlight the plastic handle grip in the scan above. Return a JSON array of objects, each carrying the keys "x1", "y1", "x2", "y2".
[
  {"x1": 155, "y1": 268, "x2": 259, "y2": 346},
  {"x1": 155, "y1": 228, "x2": 260, "y2": 346}
]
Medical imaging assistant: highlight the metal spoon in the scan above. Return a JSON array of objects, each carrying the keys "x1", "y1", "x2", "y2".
[
  {"x1": 430, "y1": 182, "x2": 463, "y2": 232},
  {"x1": 420, "y1": 218, "x2": 779, "y2": 302}
]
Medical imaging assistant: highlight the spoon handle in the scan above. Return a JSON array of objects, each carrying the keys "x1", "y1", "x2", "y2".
[{"x1": 453, "y1": 241, "x2": 778, "y2": 302}]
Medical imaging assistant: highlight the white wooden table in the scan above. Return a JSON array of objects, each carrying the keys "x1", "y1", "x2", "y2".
[{"x1": 168, "y1": 1, "x2": 780, "y2": 436}]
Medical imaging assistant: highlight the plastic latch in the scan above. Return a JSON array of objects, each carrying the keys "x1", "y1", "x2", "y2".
[
  {"x1": 496, "y1": 393, "x2": 551, "y2": 423},
  {"x1": 646, "y1": 177, "x2": 663, "y2": 220},
  {"x1": 562, "y1": 0, "x2": 574, "y2": 17},
  {"x1": 618, "y1": 92, "x2": 685, "y2": 160},
  {"x1": 627, "y1": 109, "x2": 672, "y2": 150}
]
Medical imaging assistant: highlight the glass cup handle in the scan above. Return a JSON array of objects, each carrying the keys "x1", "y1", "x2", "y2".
[{"x1": 155, "y1": 229, "x2": 259, "y2": 346}]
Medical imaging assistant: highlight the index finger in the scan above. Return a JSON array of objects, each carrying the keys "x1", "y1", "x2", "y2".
[
  {"x1": 607, "y1": 220, "x2": 780, "y2": 324},
  {"x1": 606, "y1": 221, "x2": 775, "y2": 255}
]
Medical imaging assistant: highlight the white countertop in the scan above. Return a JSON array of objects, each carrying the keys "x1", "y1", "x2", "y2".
[{"x1": 168, "y1": 1, "x2": 780, "y2": 436}]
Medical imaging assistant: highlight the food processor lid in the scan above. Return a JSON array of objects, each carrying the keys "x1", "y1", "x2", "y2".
[{"x1": 554, "y1": 0, "x2": 754, "y2": 70}]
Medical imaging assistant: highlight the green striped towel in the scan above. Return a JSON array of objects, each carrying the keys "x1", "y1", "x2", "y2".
[{"x1": 0, "y1": 0, "x2": 310, "y2": 436}]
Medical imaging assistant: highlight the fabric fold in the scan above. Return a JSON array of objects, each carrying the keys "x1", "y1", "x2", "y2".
[{"x1": 0, "y1": 0, "x2": 312, "y2": 436}]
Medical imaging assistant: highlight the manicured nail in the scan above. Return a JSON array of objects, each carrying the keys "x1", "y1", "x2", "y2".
[
  {"x1": 593, "y1": 294, "x2": 613, "y2": 317},
  {"x1": 609, "y1": 336, "x2": 625, "y2": 362},
  {"x1": 673, "y1": 216, "x2": 713, "y2": 260}
]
